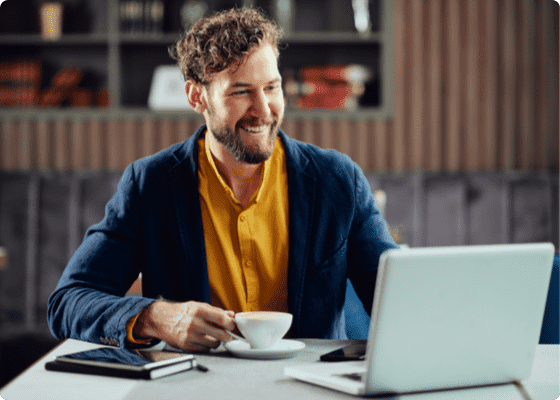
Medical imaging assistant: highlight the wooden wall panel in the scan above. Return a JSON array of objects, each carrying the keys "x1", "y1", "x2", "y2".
[{"x1": 0, "y1": 1, "x2": 557, "y2": 173}]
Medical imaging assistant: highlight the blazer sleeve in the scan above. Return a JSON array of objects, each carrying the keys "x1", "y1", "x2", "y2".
[
  {"x1": 47, "y1": 164, "x2": 156, "y2": 348},
  {"x1": 346, "y1": 163, "x2": 398, "y2": 314}
]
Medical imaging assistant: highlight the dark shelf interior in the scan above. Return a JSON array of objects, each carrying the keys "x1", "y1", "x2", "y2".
[
  {"x1": 0, "y1": 0, "x2": 108, "y2": 35},
  {"x1": 0, "y1": 0, "x2": 390, "y2": 115}
]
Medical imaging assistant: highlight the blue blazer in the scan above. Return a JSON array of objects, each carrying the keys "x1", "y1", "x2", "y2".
[{"x1": 47, "y1": 125, "x2": 397, "y2": 348}]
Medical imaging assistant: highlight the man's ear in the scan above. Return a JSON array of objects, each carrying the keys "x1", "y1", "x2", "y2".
[{"x1": 185, "y1": 81, "x2": 206, "y2": 113}]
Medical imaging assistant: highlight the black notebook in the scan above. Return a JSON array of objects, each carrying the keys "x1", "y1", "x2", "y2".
[{"x1": 45, "y1": 347, "x2": 195, "y2": 380}]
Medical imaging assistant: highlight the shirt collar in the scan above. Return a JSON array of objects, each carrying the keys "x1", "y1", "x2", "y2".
[{"x1": 203, "y1": 131, "x2": 279, "y2": 207}]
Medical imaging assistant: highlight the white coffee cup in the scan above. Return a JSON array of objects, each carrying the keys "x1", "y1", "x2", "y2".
[{"x1": 232, "y1": 311, "x2": 292, "y2": 349}]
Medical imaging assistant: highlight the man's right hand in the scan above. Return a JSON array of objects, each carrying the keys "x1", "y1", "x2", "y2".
[{"x1": 132, "y1": 299, "x2": 236, "y2": 352}]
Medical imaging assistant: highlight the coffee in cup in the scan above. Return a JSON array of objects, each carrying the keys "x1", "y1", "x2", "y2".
[{"x1": 234, "y1": 311, "x2": 292, "y2": 349}]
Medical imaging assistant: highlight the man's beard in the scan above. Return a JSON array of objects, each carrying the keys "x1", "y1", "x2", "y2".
[{"x1": 208, "y1": 117, "x2": 281, "y2": 164}]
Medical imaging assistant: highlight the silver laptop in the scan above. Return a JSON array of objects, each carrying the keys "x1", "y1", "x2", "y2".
[{"x1": 284, "y1": 243, "x2": 555, "y2": 396}]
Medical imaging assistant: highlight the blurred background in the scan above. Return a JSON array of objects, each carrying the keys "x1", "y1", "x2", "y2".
[{"x1": 0, "y1": 0, "x2": 558, "y2": 385}]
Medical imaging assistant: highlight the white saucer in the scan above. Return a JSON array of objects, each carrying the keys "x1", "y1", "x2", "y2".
[{"x1": 224, "y1": 339, "x2": 305, "y2": 360}]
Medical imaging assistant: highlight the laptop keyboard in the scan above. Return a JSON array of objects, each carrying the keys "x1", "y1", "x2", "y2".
[{"x1": 335, "y1": 372, "x2": 364, "y2": 382}]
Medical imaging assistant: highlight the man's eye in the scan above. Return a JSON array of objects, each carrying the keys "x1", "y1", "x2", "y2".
[{"x1": 232, "y1": 90, "x2": 249, "y2": 95}]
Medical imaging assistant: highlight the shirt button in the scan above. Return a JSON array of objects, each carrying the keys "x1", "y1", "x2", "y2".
[
  {"x1": 239, "y1": 215, "x2": 246, "y2": 222},
  {"x1": 245, "y1": 260, "x2": 253, "y2": 268}
]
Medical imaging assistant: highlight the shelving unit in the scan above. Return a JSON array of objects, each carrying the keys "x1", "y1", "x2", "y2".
[{"x1": 0, "y1": 0, "x2": 393, "y2": 120}]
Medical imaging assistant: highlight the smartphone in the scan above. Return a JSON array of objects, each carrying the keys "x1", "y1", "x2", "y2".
[
  {"x1": 46, "y1": 347, "x2": 196, "y2": 379},
  {"x1": 320, "y1": 340, "x2": 367, "y2": 362}
]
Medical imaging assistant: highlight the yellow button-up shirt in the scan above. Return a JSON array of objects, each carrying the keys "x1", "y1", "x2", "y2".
[{"x1": 198, "y1": 134, "x2": 289, "y2": 313}]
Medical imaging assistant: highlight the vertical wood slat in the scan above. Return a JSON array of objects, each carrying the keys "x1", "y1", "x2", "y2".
[
  {"x1": 54, "y1": 120, "x2": 68, "y2": 170},
  {"x1": 373, "y1": 119, "x2": 387, "y2": 172},
  {"x1": 500, "y1": 0, "x2": 516, "y2": 170},
  {"x1": 159, "y1": 119, "x2": 176, "y2": 152},
  {"x1": 280, "y1": 119, "x2": 297, "y2": 142},
  {"x1": 483, "y1": 0, "x2": 499, "y2": 170},
  {"x1": 301, "y1": 119, "x2": 314, "y2": 145},
  {"x1": 176, "y1": 119, "x2": 191, "y2": 143},
  {"x1": 392, "y1": 0, "x2": 406, "y2": 171},
  {"x1": 445, "y1": 0, "x2": 462, "y2": 172},
  {"x1": 410, "y1": 0, "x2": 424, "y2": 171},
  {"x1": 465, "y1": 0, "x2": 480, "y2": 171},
  {"x1": 318, "y1": 119, "x2": 333, "y2": 151},
  {"x1": 89, "y1": 119, "x2": 104, "y2": 169},
  {"x1": 336, "y1": 119, "x2": 351, "y2": 160},
  {"x1": 122, "y1": 119, "x2": 137, "y2": 168},
  {"x1": 70, "y1": 119, "x2": 87, "y2": 170},
  {"x1": 428, "y1": 0, "x2": 443, "y2": 171},
  {"x1": 542, "y1": 0, "x2": 557, "y2": 169},
  {"x1": 534, "y1": 0, "x2": 545, "y2": 169},
  {"x1": 552, "y1": 2, "x2": 560, "y2": 169},
  {"x1": 107, "y1": 120, "x2": 122, "y2": 171},
  {"x1": 354, "y1": 119, "x2": 368, "y2": 171},
  {"x1": 519, "y1": 0, "x2": 535, "y2": 169},
  {"x1": 37, "y1": 119, "x2": 52, "y2": 169},
  {"x1": 19, "y1": 120, "x2": 33, "y2": 170},
  {"x1": 141, "y1": 118, "x2": 156, "y2": 160},
  {"x1": 1, "y1": 120, "x2": 18, "y2": 170}
]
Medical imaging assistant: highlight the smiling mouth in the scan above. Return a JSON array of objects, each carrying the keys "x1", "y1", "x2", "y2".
[
  {"x1": 239, "y1": 119, "x2": 278, "y2": 135},
  {"x1": 240, "y1": 125, "x2": 268, "y2": 134}
]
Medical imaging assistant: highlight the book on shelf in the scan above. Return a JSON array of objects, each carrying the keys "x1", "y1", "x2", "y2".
[
  {"x1": 283, "y1": 64, "x2": 372, "y2": 110},
  {"x1": 71, "y1": 89, "x2": 93, "y2": 108},
  {"x1": 120, "y1": 0, "x2": 164, "y2": 33},
  {"x1": 39, "y1": 68, "x2": 85, "y2": 107},
  {"x1": 96, "y1": 89, "x2": 111, "y2": 107},
  {"x1": 299, "y1": 64, "x2": 373, "y2": 84},
  {"x1": 295, "y1": 91, "x2": 360, "y2": 110},
  {"x1": 0, "y1": 61, "x2": 42, "y2": 107},
  {"x1": 285, "y1": 80, "x2": 365, "y2": 98}
]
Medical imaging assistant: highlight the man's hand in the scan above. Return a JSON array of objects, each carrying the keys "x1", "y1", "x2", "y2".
[{"x1": 133, "y1": 300, "x2": 236, "y2": 352}]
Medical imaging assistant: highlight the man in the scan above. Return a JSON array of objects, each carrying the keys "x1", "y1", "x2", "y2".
[{"x1": 47, "y1": 8, "x2": 397, "y2": 352}]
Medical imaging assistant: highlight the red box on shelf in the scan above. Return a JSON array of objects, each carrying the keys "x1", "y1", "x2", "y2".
[
  {"x1": 71, "y1": 89, "x2": 92, "y2": 107},
  {"x1": 96, "y1": 89, "x2": 110, "y2": 107}
]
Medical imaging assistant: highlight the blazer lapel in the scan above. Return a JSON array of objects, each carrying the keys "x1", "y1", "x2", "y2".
[
  {"x1": 280, "y1": 133, "x2": 316, "y2": 338},
  {"x1": 167, "y1": 127, "x2": 211, "y2": 303}
]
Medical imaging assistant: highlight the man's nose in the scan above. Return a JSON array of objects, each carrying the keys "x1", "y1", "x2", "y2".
[{"x1": 250, "y1": 91, "x2": 271, "y2": 120}]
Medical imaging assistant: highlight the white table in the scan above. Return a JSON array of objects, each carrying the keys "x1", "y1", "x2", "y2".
[{"x1": 1, "y1": 339, "x2": 558, "y2": 400}]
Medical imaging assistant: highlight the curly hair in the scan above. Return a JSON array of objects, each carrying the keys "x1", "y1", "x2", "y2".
[{"x1": 169, "y1": 8, "x2": 283, "y2": 85}]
